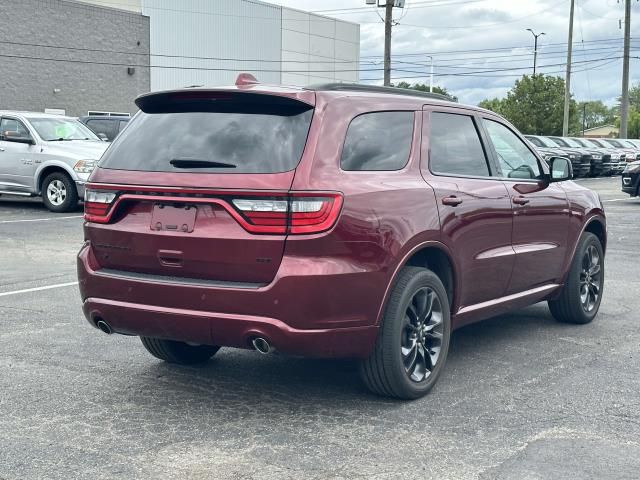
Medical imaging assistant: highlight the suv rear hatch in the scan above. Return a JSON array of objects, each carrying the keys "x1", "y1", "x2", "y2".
[{"x1": 83, "y1": 89, "x2": 337, "y2": 286}]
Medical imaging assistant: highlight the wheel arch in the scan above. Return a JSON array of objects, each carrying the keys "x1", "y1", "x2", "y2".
[
  {"x1": 376, "y1": 241, "x2": 458, "y2": 326},
  {"x1": 36, "y1": 163, "x2": 76, "y2": 194},
  {"x1": 583, "y1": 216, "x2": 607, "y2": 253}
]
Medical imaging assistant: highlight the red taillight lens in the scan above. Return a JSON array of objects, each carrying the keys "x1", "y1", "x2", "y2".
[
  {"x1": 231, "y1": 193, "x2": 342, "y2": 234},
  {"x1": 84, "y1": 188, "x2": 117, "y2": 223},
  {"x1": 289, "y1": 195, "x2": 342, "y2": 234}
]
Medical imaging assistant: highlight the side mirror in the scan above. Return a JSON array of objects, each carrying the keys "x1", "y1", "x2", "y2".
[
  {"x1": 548, "y1": 156, "x2": 573, "y2": 182},
  {"x1": 3, "y1": 130, "x2": 35, "y2": 145},
  {"x1": 97, "y1": 133, "x2": 109, "y2": 142}
]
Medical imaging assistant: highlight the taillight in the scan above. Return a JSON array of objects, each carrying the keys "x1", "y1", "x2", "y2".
[
  {"x1": 84, "y1": 188, "x2": 117, "y2": 223},
  {"x1": 83, "y1": 185, "x2": 343, "y2": 235},
  {"x1": 231, "y1": 193, "x2": 343, "y2": 235}
]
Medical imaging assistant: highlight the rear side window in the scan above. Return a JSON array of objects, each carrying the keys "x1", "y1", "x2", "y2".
[
  {"x1": 341, "y1": 111, "x2": 414, "y2": 171},
  {"x1": 99, "y1": 98, "x2": 313, "y2": 174},
  {"x1": 429, "y1": 112, "x2": 490, "y2": 177}
]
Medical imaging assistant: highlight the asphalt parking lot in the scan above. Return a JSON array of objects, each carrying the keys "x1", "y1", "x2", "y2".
[{"x1": 1, "y1": 177, "x2": 639, "y2": 480}]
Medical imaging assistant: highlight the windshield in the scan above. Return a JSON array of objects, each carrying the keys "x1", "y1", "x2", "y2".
[
  {"x1": 549, "y1": 137, "x2": 571, "y2": 148},
  {"x1": 30, "y1": 117, "x2": 99, "y2": 141},
  {"x1": 605, "y1": 139, "x2": 623, "y2": 148},
  {"x1": 572, "y1": 138, "x2": 587, "y2": 147},
  {"x1": 537, "y1": 136, "x2": 558, "y2": 148},
  {"x1": 621, "y1": 140, "x2": 636, "y2": 148},
  {"x1": 100, "y1": 104, "x2": 314, "y2": 174},
  {"x1": 587, "y1": 139, "x2": 604, "y2": 148},
  {"x1": 525, "y1": 136, "x2": 545, "y2": 148}
]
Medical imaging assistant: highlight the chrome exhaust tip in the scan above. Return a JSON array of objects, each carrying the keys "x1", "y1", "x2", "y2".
[
  {"x1": 96, "y1": 319, "x2": 113, "y2": 335},
  {"x1": 252, "y1": 337, "x2": 272, "y2": 354}
]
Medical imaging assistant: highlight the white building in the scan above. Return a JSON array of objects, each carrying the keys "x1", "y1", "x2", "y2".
[{"x1": 81, "y1": 0, "x2": 360, "y2": 90}]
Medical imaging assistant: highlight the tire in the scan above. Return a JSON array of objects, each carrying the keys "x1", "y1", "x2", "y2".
[
  {"x1": 359, "y1": 267, "x2": 452, "y2": 400},
  {"x1": 140, "y1": 337, "x2": 220, "y2": 365},
  {"x1": 548, "y1": 232, "x2": 604, "y2": 324},
  {"x1": 41, "y1": 172, "x2": 78, "y2": 213}
]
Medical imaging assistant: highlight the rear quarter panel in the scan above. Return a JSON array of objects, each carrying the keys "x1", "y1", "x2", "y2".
[
  {"x1": 558, "y1": 180, "x2": 606, "y2": 280},
  {"x1": 289, "y1": 94, "x2": 442, "y2": 327}
]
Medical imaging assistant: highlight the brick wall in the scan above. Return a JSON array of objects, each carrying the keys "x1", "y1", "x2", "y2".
[{"x1": 0, "y1": 0, "x2": 150, "y2": 117}]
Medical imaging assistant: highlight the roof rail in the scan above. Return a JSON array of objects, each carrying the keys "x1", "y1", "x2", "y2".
[{"x1": 306, "y1": 83, "x2": 454, "y2": 102}]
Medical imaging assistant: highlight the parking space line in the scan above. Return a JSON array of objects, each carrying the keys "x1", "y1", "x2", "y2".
[
  {"x1": 603, "y1": 198, "x2": 631, "y2": 203},
  {"x1": 0, "y1": 215, "x2": 83, "y2": 224},
  {"x1": 0, "y1": 282, "x2": 79, "y2": 298}
]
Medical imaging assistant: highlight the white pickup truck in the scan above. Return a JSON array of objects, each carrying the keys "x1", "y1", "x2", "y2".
[{"x1": 0, "y1": 111, "x2": 108, "y2": 212}]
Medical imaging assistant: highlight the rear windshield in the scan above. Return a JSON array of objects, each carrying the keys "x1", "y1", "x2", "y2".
[{"x1": 99, "y1": 99, "x2": 313, "y2": 174}]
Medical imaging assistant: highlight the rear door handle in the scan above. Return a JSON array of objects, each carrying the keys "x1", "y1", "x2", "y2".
[
  {"x1": 442, "y1": 196, "x2": 463, "y2": 206},
  {"x1": 512, "y1": 196, "x2": 530, "y2": 205}
]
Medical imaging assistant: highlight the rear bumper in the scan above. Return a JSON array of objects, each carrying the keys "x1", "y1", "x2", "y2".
[{"x1": 77, "y1": 242, "x2": 383, "y2": 358}]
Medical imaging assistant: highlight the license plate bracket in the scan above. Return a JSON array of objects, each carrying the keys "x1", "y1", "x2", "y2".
[{"x1": 151, "y1": 204, "x2": 197, "y2": 233}]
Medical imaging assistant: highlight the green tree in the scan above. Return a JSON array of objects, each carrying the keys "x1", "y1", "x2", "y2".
[
  {"x1": 478, "y1": 97, "x2": 505, "y2": 116},
  {"x1": 393, "y1": 81, "x2": 458, "y2": 102},
  {"x1": 478, "y1": 75, "x2": 579, "y2": 135},
  {"x1": 628, "y1": 107, "x2": 640, "y2": 139},
  {"x1": 627, "y1": 82, "x2": 640, "y2": 110},
  {"x1": 576, "y1": 100, "x2": 617, "y2": 131}
]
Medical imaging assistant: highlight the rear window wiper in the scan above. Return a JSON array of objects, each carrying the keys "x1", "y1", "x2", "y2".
[{"x1": 170, "y1": 159, "x2": 237, "y2": 169}]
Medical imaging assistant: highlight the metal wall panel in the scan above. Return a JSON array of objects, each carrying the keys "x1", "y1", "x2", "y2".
[
  {"x1": 143, "y1": 0, "x2": 282, "y2": 90},
  {"x1": 281, "y1": 7, "x2": 359, "y2": 86}
]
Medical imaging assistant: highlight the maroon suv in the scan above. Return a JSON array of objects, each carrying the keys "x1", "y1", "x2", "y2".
[{"x1": 77, "y1": 79, "x2": 606, "y2": 399}]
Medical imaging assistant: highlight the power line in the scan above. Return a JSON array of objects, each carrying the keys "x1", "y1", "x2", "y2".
[
  {"x1": 311, "y1": 0, "x2": 489, "y2": 14},
  {"x1": 360, "y1": 37, "x2": 631, "y2": 58},
  {"x1": 0, "y1": 51, "x2": 625, "y2": 77},
  {"x1": 361, "y1": 56, "x2": 624, "y2": 81},
  {"x1": 382, "y1": 0, "x2": 571, "y2": 30},
  {"x1": 0, "y1": 39, "x2": 369, "y2": 65}
]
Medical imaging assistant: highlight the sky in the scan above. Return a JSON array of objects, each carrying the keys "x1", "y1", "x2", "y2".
[{"x1": 272, "y1": 0, "x2": 639, "y2": 106}]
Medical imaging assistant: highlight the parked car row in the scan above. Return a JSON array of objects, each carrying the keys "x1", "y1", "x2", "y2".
[{"x1": 524, "y1": 135, "x2": 640, "y2": 177}]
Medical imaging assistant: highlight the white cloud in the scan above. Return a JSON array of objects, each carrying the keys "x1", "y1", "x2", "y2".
[{"x1": 272, "y1": 0, "x2": 639, "y2": 105}]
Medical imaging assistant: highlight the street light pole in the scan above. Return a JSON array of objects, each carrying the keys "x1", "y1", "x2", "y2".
[
  {"x1": 427, "y1": 55, "x2": 434, "y2": 92},
  {"x1": 526, "y1": 29, "x2": 545, "y2": 76}
]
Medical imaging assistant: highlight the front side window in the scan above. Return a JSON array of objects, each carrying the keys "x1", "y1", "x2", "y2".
[
  {"x1": 0, "y1": 118, "x2": 31, "y2": 139},
  {"x1": 341, "y1": 111, "x2": 414, "y2": 171},
  {"x1": 29, "y1": 118, "x2": 99, "y2": 142},
  {"x1": 483, "y1": 119, "x2": 541, "y2": 180},
  {"x1": 429, "y1": 112, "x2": 491, "y2": 177}
]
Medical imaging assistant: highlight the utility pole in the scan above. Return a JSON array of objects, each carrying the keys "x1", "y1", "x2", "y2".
[
  {"x1": 383, "y1": 0, "x2": 394, "y2": 86},
  {"x1": 526, "y1": 29, "x2": 545, "y2": 75},
  {"x1": 582, "y1": 103, "x2": 587, "y2": 137},
  {"x1": 620, "y1": 0, "x2": 632, "y2": 138},
  {"x1": 563, "y1": 0, "x2": 575, "y2": 136}
]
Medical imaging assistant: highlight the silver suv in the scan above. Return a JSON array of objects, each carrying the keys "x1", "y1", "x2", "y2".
[{"x1": 0, "y1": 111, "x2": 108, "y2": 212}]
